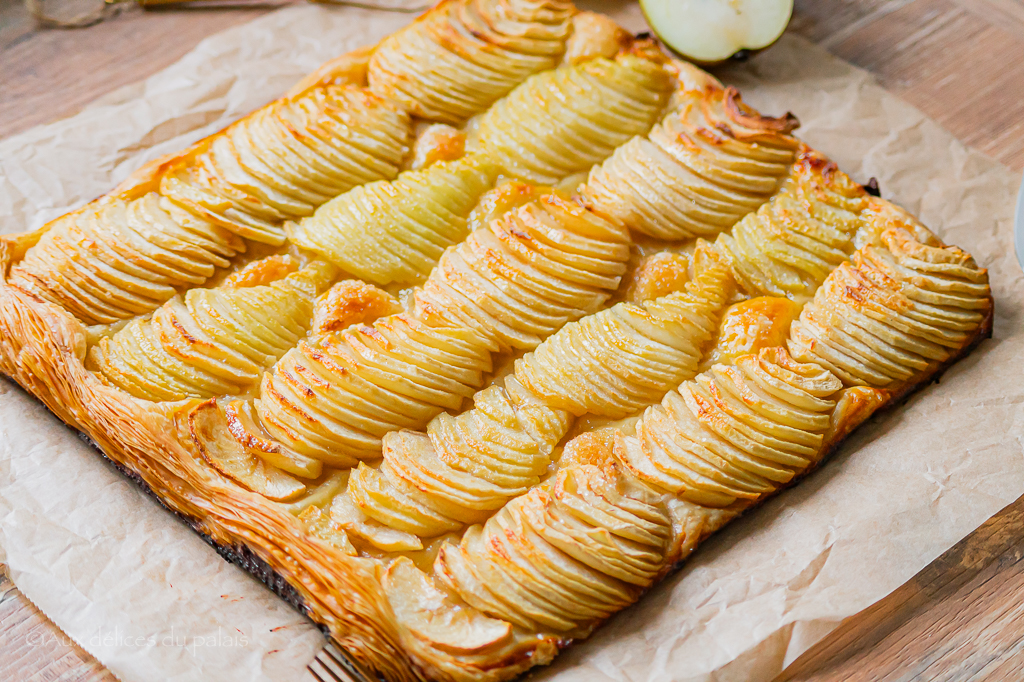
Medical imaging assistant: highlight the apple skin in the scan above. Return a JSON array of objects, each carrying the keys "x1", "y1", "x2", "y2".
[{"x1": 639, "y1": 0, "x2": 793, "y2": 67}]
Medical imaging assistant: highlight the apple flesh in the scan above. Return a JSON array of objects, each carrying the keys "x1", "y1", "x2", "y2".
[
  {"x1": 640, "y1": 0, "x2": 794, "y2": 65},
  {"x1": 383, "y1": 557, "x2": 512, "y2": 654}
]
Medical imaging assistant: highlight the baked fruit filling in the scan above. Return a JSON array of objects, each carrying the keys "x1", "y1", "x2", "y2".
[
  {"x1": 89, "y1": 259, "x2": 334, "y2": 401},
  {"x1": 287, "y1": 155, "x2": 499, "y2": 286},
  {"x1": 367, "y1": 0, "x2": 577, "y2": 123},
  {"x1": 0, "y1": 2, "x2": 993, "y2": 681},
  {"x1": 586, "y1": 80, "x2": 800, "y2": 240}
]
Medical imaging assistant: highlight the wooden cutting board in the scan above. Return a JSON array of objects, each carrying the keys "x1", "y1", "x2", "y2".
[{"x1": 1, "y1": 1, "x2": 1022, "y2": 680}]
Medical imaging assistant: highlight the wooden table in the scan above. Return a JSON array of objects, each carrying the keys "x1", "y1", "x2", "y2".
[{"x1": 1, "y1": 0, "x2": 1023, "y2": 680}]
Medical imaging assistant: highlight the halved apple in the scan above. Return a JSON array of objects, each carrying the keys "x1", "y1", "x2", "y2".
[{"x1": 640, "y1": 0, "x2": 794, "y2": 66}]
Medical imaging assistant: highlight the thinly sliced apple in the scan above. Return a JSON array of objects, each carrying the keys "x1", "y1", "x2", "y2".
[
  {"x1": 281, "y1": 469, "x2": 349, "y2": 516},
  {"x1": 330, "y1": 492, "x2": 424, "y2": 552},
  {"x1": 641, "y1": 0, "x2": 794, "y2": 65},
  {"x1": 188, "y1": 399, "x2": 306, "y2": 501},
  {"x1": 383, "y1": 557, "x2": 512, "y2": 655},
  {"x1": 223, "y1": 400, "x2": 323, "y2": 479},
  {"x1": 298, "y1": 505, "x2": 357, "y2": 556}
]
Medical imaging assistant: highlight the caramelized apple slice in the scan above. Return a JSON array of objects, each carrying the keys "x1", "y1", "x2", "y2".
[
  {"x1": 704, "y1": 296, "x2": 803, "y2": 368},
  {"x1": 312, "y1": 280, "x2": 402, "y2": 336},
  {"x1": 623, "y1": 250, "x2": 691, "y2": 305},
  {"x1": 223, "y1": 254, "x2": 300, "y2": 288},
  {"x1": 411, "y1": 124, "x2": 466, "y2": 170},
  {"x1": 188, "y1": 399, "x2": 305, "y2": 501},
  {"x1": 330, "y1": 492, "x2": 424, "y2": 552},
  {"x1": 223, "y1": 400, "x2": 323, "y2": 479},
  {"x1": 298, "y1": 505, "x2": 357, "y2": 555},
  {"x1": 383, "y1": 557, "x2": 512, "y2": 655},
  {"x1": 563, "y1": 12, "x2": 631, "y2": 65},
  {"x1": 281, "y1": 469, "x2": 348, "y2": 516}
]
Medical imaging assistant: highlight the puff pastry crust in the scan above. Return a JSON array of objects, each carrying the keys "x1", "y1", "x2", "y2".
[{"x1": 0, "y1": 2, "x2": 993, "y2": 681}]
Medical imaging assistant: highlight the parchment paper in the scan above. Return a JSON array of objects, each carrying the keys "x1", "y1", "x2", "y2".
[{"x1": 1, "y1": 3, "x2": 1021, "y2": 681}]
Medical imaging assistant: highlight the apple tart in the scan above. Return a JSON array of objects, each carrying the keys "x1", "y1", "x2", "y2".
[{"x1": 0, "y1": 2, "x2": 993, "y2": 681}]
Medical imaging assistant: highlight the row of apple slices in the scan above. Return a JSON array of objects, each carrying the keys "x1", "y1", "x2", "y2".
[
  {"x1": 789, "y1": 222, "x2": 991, "y2": 388},
  {"x1": 7, "y1": 0, "x2": 588, "y2": 326},
  {"x1": 366, "y1": 0, "x2": 577, "y2": 124},
  {"x1": 9, "y1": 194, "x2": 245, "y2": 325},
  {"x1": 386, "y1": 217, "x2": 993, "y2": 664},
  {"x1": 339, "y1": 250, "x2": 731, "y2": 545},
  {"x1": 89, "y1": 259, "x2": 334, "y2": 401},
  {"x1": 585, "y1": 80, "x2": 800, "y2": 240},
  {"x1": 160, "y1": 85, "x2": 412, "y2": 247},
  {"x1": 617, "y1": 348, "x2": 841, "y2": 507},
  {"x1": 288, "y1": 155, "x2": 499, "y2": 287},
  {"x1": 466, "y1": 48, "x2": 673, "y2": 185},
  {"x1": 514, "y1": 247, "x2": 734, "y2": 419}
]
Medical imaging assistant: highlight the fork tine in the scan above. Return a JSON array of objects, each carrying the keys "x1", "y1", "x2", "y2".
[
  {"x1": 308, "y1": 641, "x2": 377, "y2": 682},
  {"x1": 308, "y1": 649, "x2": 345, "y2": 682},
  {"x1": 307, "y1": 663, "x2": 332, "y2": 682},
  {"x1": 308, "y1": 645, "x2": 351, "y2": 682}
]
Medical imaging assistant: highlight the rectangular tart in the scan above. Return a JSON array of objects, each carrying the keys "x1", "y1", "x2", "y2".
[{"x1": 0, "y1": 2, "x2": 993, "y2": 680}]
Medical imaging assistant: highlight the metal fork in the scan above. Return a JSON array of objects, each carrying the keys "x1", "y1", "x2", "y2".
[{"x1": 308, "y1": 641, "x2": 377, "y2": 682}]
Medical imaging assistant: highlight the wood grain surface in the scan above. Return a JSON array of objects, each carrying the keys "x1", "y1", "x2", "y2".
[
  {"x1": 0, "y1": 564, "x2": 116, "y2": 681},
  {"x1": 780, "y1": 496, "x2": 1024, "y2": 681},
  {"x1": 0, "y1": 0, "x2": 1023, "y2": 680}
]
